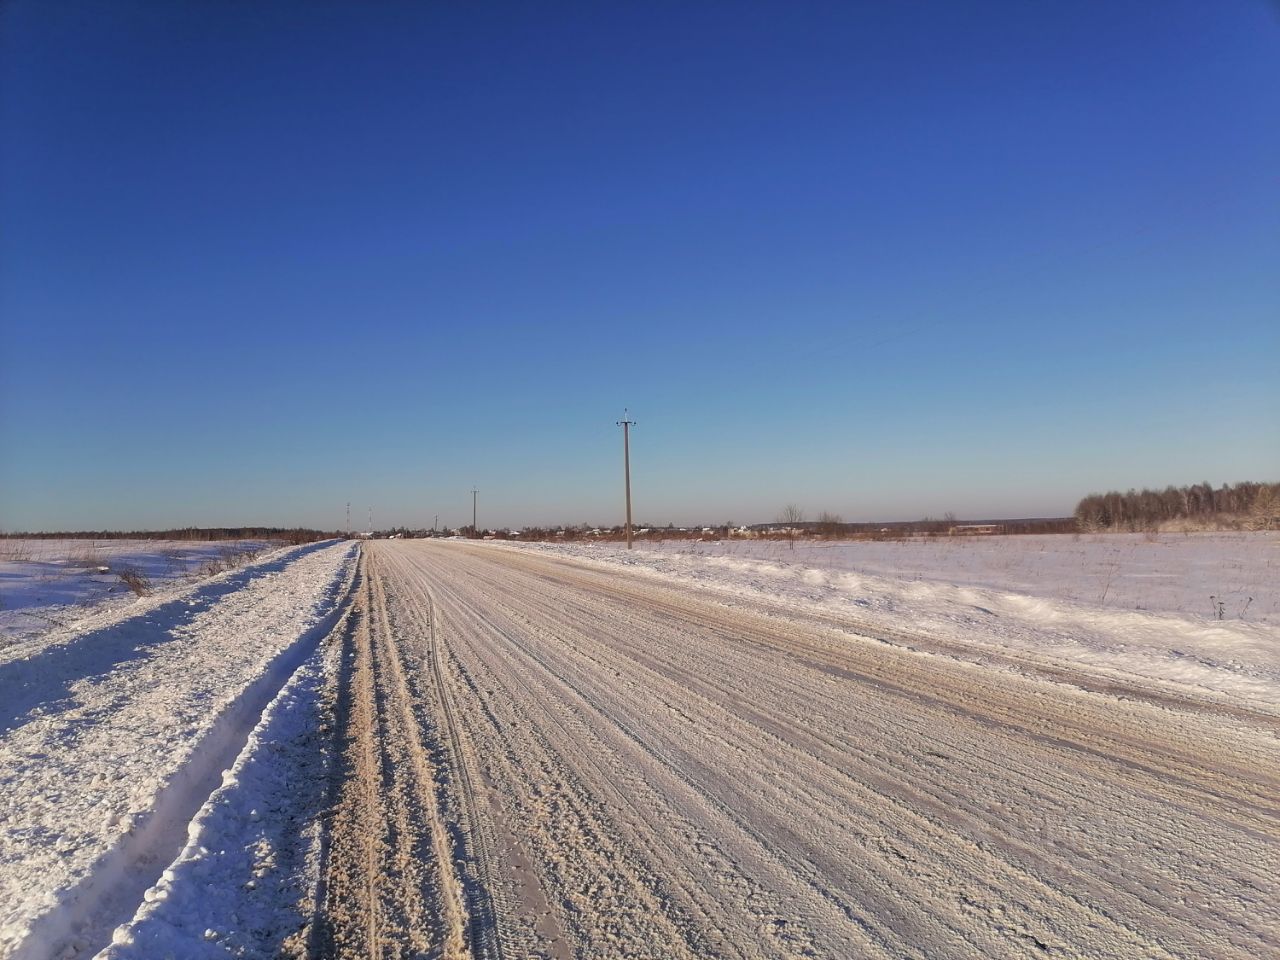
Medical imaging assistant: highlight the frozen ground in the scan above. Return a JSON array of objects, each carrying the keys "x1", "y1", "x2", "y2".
[
  {"x1": 515, "y1": 532, "x2": 1280, "y2": 706},
  {"x1": 0, "y1": 539, "x2": 280, "y2": 643},
  {"x1": 0, "y1": 540, "x2": 355, "y2": 959}
]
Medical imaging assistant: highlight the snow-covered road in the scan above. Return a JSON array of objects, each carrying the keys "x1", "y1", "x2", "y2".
[
  {"x1": 5, "y1": 536, "x2": 1276, "y2": 959},
  {"x1": 323, "y1": 540, "x2": 1280, "y2": 958}
]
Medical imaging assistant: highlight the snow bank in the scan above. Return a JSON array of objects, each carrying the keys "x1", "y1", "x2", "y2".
[
  {"x1": 98, "y1": 619, "x2": 345, "y2": 960},
  {"x1": 0, "y1": 541, "x2": 355, "y2": 959},
  {"x1": 505, "y1": 534, "x2": 1280, "y2": 707}
]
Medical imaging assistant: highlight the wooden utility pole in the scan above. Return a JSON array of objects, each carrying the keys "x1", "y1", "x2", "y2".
[
  {"x1": 616, "y1": 410, "x2": 636, "y2": 549},
  {"x1": 471, "y1": 487, "x2": 478, "y2": 535}
]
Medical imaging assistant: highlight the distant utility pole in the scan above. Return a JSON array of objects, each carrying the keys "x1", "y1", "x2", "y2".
[
  {"x1": 346, "y1": 502, "x2": 350, "y2": 535},
  {"x1": 368, "y1": 506, "x2": 372, "y2": 533},
  {"x1": 616, "y1": 409, "x2": 636, "y2": 549},
  {"x1": 433, "y1": 514, "x2": 438, "y2": 533},
  {"x1": 471, "y1": 487, "x2": 478, "y2": 534}
]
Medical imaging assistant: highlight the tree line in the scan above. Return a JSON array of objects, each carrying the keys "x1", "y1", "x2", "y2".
[
  {"x1": 0, "y1": 526, "x2": 340, "y2": 544},
  {"x1": 1074, "y1": 481, "x2": 1279, "y2": 531}
]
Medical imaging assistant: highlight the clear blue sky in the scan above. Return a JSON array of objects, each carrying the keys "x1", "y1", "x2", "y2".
[{"x1": 2, "y1": 1, "x2": 1277, "y2": 531}]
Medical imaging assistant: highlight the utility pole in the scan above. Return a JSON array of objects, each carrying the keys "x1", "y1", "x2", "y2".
[
  {"x1": 471, "y1": 487, "x2": 478, "y2": 536},
  {"x1": 433, "y1": 514, "x2": 438, "y2": 533},
  {"x1": 368, "y1": 506, "x2": 372, "y2": 535},
  {"x1": 616, "y1": 409, "x2": 636, "y2": 549},
  {"x1": 346, "y1": 502, "x2": 350, "y2": 536}
]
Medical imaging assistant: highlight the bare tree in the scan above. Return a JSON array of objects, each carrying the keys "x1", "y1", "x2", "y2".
[
  {"x1": 816, "y1": 511, "x2": 843, "y2": 539},
  {"x1": 778, "y1": 504, "x2": 805, "y2": 550}
]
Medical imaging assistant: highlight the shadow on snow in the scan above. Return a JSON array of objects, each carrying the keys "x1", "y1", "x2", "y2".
[{"x1": 0, "y1": 542, "x2": 333, "y2": 735}]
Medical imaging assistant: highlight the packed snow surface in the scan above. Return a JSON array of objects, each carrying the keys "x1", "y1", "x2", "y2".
[
  {"x1": 514, "y1": 532, "x2": 1280, "y2": 705},
  {"x1": 0, "y1": 540, "x2": 355, "y2": 959},
  {"x1": 299, "y1": 540, "x2": 1279, "y2": 958}
]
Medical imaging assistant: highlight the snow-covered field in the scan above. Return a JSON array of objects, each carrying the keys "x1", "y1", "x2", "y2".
[
  {"x1": 0, "y1": 540, "x2": 281, "y2": 644},
  {"x1": 0, "y1": 540, "x2": 355, "y2": 959},
  {"x1": 617, "y1": 532, "x2": 1278, "y2": 621},
  {"x1": 516, "y1": 532, "x2": 1280, "y2": 706}
]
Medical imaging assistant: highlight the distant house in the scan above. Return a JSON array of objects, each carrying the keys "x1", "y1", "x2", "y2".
[{"x1": 949, "y1": 524, "x2": 1004, "y2": 536}]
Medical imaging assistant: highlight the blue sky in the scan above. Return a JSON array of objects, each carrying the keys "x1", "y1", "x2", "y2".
[{"x1": 2, "y1": 1, "x2": 1277, "y2": 531}]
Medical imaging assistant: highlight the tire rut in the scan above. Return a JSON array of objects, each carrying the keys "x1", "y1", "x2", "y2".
[{"x1": 315, "y1": 554, "x2": 475, "y2": 959}]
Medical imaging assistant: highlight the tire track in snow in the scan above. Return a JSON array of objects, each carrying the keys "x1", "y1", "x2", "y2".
[
  {"x1": 488, "y1": 548, "x2": 1280, "y2": 828},
  {"x1": 378, "y1": 546, "x2": 568, "y2": 960},
  {"x1": 318, "y1": 551, "x2": 507, "y2": 959},
  {"x1": 361, "y1": 540, "x2": 1280, "y2": 960},
  {"x1": 463, "y1": 552, "x2": 1280, "y2": 957}
]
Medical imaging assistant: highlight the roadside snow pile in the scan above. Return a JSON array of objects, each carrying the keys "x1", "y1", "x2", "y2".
[
  {"x1": 0, "y1": 539, "x2": 281, "y2": 644},
  {"x1": 0, "y1": 540, "x2": 355, "y2": 960},
  {"x1": 510, "y1": 534, "x2": 1280, "y2": 706},
  {"x1": 99, "y1": 621, "x2": 345, "y2": 960}
]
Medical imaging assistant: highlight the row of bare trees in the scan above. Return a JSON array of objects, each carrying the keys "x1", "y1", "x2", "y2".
[
  {"x1": 775, "y1": 505, "x2": 848, "y2": 547},
  {"x1": 1074, "y1": 481, "x2": 1279, "y2": 531}
]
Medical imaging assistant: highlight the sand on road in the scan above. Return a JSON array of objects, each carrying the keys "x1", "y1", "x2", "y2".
[{"x1": 317, "y1": 540, "x2": 1280, "y2": 959}]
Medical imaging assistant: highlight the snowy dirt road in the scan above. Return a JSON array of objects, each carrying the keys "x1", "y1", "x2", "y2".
[{"x1": 330, "y1": 541, "x2": 1280, "y2": 959}]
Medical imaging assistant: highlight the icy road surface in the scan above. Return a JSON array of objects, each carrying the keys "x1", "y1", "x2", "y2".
[{"x1": 319, "y1": 540, "x2": 1279, "y2": 959}]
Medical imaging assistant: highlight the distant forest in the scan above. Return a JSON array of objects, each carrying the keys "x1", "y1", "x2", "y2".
[
  {"x1": 0, "y1": 527, "x2": 338, "y2": 543},
  {"x1": 1075, "y1": 481, "x2": 1279, "y2": 531}
]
